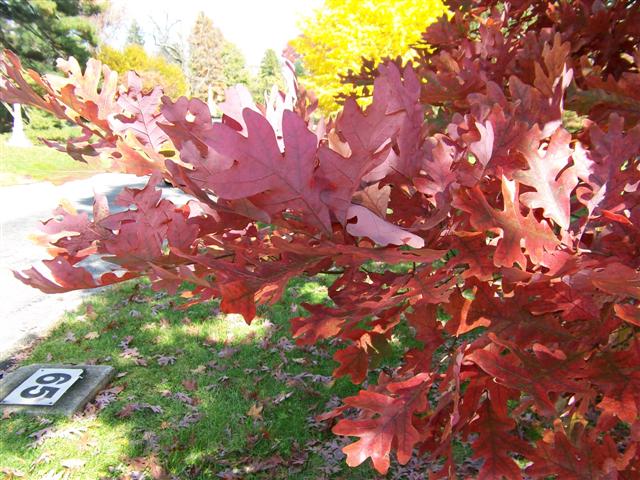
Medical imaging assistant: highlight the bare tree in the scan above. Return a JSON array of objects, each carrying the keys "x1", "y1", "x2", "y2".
[
  {"x1": 149, "y1": 14, "x2": 190, "y2": 93},
  {"x1": 150, "y1": 14, "x2": 187, "y2": 67},
  {"x1": 92, "y1": 1, "x2": 126, "y2": 44}
]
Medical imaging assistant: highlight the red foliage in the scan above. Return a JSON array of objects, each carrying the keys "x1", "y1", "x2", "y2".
[{"x1": 2, "y1": 0, "x2": 640, "y2": 476}]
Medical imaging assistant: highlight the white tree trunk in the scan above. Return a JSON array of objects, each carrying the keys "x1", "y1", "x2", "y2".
[{"x1": 7, "y1": 103, "x2": 32, "y2": 147}]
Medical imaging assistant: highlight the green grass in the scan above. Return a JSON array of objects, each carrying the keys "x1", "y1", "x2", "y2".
[
  {"x1": 0, "y1": 277, "x2": 407, "y2": 480},
  {"x1": 0, "y1": 137, "x2": 100, "y2": 186}
]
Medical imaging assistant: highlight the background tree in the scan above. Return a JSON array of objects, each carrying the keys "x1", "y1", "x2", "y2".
[
  {"x1": 290, "y1": 0, "x2": 447, "y2": 112},
  {"x1": 188, "y1": 12, "x2": 226, "y2": 101},
  {"x1": 0, "y1": 0, "x2": 103, "y2": 133},
  {"x1": 0, "y1": 0, "x2": 103, "y2": 72},
  {"x1": 91, "y1": 0, "x2": 125, "y2": 44},
  {"x1": 221, "y1": 40, "x2": 250, "y2": 89},
  {"x1": 97, "y1": 44, "x2": 187, "y2": 98},
  {"x1": 251, "y1": 48, "x2": 284, "y2": 101},
  {"x1": 126, "y1": 20, "x2": 145, "y2": 46},
  {"x1": 150, "y1": 14, "x2": 187, "y2": 68}
]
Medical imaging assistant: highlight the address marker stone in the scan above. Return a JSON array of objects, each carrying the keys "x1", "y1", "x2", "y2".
[{"x1": 0, "y1": 364, "x2": 115, "y2": 417}]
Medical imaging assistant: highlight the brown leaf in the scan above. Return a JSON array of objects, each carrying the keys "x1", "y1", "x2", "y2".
[
  {"x1": 0, "y1": 467, "x2": 26, "y2": 478},
  {"x1": 218, "y1": 346, "x2": 239, "y2": 359},
  {"x1": 126, "y1": 455, "x2": 169, "y2": 479},
  {"x1": 117, "y1": 403, "x2": 138, "y2": 418},
  {"x1": 182, "y1": 379, "x2": 198, "y2": 391},
  {"x1": 272, "y1": 392, "x2": 293, "y2": 405},
  {"x1": 63, "y1": 331, "x2": 77, "y2": 343},
  {"x1": 83, "y1": 331, "x2": 99, "y2": 340},
  {"x1": 247, "y1": 403, "x2": 264, "y2": 420}
]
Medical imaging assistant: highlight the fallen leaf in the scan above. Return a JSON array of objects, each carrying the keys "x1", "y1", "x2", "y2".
[
  {"x1": 93, "y1": 385, "x2": 124, "y2": 410},
  {"x1": 32, "y1": 452, "x2": 53, "y2": 466},
  {"x1": 157, "y1": 355, "x2": 176, "y2": 366},
  {"x1": 78, "y1": 432, "x2": 97, "y2": 449},
  {"x1": 173, "y1": 392, "x2": 195, "y2": 405},
  {"x1": 117, "y1": 402, "x2": 163, "y2": 418},
  {"x1": 63, "y1": 331, "x2": 77, "y2": 343},
  {"x1": 120, "y1": 347, "x2": 141, "y2": 358},
  {"x1": 117, "y1": 403, "x2": 138, "y2": 418},
  {"x1": 0, "y1": 467, "x2": 25, "y2": 478},
  {"x1": 272, "y1": 392, "x2": 293, "y2": 405},
  {"x1": 218, "y1": 346, "x2": 239, "y2": 358},
  {"x1": 84, "y1": 331, "x2": 99, "y2": 340},
  {"x1": 36, "y1": 469, "x2": 64, "y2": 480},
  {"x1": 126, "y1": 454, "x2": 169, "y2": 479},
  {"x1": 60, "y1": 458, "x2": 85, "y2": 469},
  {"x1": 178, "y1": 411, "x2": 202, "y2": 428},
  {"x1": 134, "y1": 357, "x2": 148, "y2": 367},
  {"x1": 247, "y1": 403, "x2": 264, "y2": 420},
  {"x1": 182, "y1": 379, "x2": 198, "y2": 391}
]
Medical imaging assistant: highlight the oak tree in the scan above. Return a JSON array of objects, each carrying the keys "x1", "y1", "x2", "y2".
[{"x1": 2, "y1": 0, "x2": 640, "y2": 477}]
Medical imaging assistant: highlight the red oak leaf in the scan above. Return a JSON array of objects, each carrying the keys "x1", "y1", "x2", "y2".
[
  {"x1": 332, "y1": 373, "x2": 431, "y2": 474},
  {"x1": 346, "y1": 204, "x2": 425, "y2": 248},
  {"x1": 467, "y1": 402, "x2": 533, "y2": 480},
  {"x1": 453, "y1": 177, "x2": 559, "y2": 268},
  {"x1": 110, "y1": 72, "x2": 169, "y2": 151},
  {"x1": 514, "y1": 127, "x2": 576, "y2": 229}
]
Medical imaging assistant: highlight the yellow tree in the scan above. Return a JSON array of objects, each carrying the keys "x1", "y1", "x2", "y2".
[
  {"x1": 291, "y1": 0, "x2": 448, "y2": 112},
  {"x1": 97, "y1": 45, "x2": 187, "y2": 98}
]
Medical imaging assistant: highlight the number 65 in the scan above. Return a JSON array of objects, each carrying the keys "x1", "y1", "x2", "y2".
[{"x1": 20, "y1": 372, "x2": 72, "y2": 399}]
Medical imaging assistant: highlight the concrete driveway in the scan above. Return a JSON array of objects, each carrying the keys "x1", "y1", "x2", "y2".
[{"x1": 0, "y1": 173, "x2": 188, "y2": 364}]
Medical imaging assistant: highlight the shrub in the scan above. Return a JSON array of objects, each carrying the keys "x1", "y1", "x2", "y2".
[
  {"x1": 2, "y1": 0, "x2": 640, "y2": 477},
  {"x1": 24, "y1": 109, "x2": 81, "y2": 142}
]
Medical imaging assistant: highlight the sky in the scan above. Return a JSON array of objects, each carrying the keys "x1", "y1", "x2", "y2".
[{"x1": 109, "y1": 0, "x2": 322, "y2": 70}]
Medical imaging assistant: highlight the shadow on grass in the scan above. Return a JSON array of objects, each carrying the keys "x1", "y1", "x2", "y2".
[{"x1": 0, "y1": 277, "x2": 392, "y2": 480}]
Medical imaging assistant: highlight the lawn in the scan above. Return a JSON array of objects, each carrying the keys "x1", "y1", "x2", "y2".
[
  {"x1": 0, "y1": 138, "x2": 100, "y2": 186},
  {"x1": 0, "y1": 277, "x2": 445, "y2": 479}
]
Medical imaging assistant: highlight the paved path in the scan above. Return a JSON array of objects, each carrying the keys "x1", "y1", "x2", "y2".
[{"x1": 0, "y1": 174, "x2": 188, "y2": 363}]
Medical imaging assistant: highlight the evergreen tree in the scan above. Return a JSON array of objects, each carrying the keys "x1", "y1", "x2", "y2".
[
  {"x1": 221, "y1": 40, "x2": 250, "y2": 88},
  {"x1": 0, "y1": 0, "x2": 103, "y2": 72},
  {"x1": 0, "y1": 0, "x2": 103, "y2": 132},
  {"x1": 251, "y1": 49, "x2": 284, "y2": 100},
  {"x1": 126, "y1": 20, "x2": 145, "y2": 46},
  {"x1": 188, "y1": 12, "x2": 225, "y2": 101}
]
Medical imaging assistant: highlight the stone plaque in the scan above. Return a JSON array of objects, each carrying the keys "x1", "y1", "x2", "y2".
[
  {"x1": 1, "y1": 368, "x2": 84, "y2": 406},
  {"x1": 0, "y1": 364, "x2": 115, "y2": 416}
]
